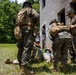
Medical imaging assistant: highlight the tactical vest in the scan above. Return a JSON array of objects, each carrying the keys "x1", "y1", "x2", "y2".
[{"x1": 25, "y1": 14, "x2": 34, "y2": 26}]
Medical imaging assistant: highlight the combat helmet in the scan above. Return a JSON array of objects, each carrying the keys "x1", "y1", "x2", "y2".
[
  {"x1": 49, "y1": 19, "x2": 58, "y2": 25},
  {"x1": 66, "y1": 9, "x2": 76, "y2": 16},
  {"x1": 22, "y1": 1, "x2": 32, "y2": 8}
]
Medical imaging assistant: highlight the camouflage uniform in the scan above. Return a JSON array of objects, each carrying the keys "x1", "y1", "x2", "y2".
[
  {"x1": 49, "y1": 21, "x2": 72, "y2": 71},
  {"x1": 69, "y1": 15, "x2": 76, "y2": 63},
  {"x1": 16, "y1": 7, "x2": 39, "y2": 68},
  {"x1": 31, "y1": 35, "x2": 40, "y2": 58},
  {"x1": 53, "y1": 34, "x2": 72, "y2": 70}
]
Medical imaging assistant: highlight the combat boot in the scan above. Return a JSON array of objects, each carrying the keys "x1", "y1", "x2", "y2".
[
  {"x1": 19, "y1": 65, "x2": 34, "y2": 75},
  {"x1": 60, "y1": 64, "x2": 68, "y2": 72},
  {"x1": 50, "y1": 63, "x2": 58, "y2": 72},
  {"x1": 19, "y1": 65, "x2": 25, "y2": 75}
]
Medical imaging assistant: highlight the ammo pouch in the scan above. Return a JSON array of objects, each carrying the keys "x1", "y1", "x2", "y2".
[{"x1": 25, "y1": 29, "x2": 33, "y2": 36}]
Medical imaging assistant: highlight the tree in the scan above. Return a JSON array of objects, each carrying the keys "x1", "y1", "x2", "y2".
[
  {"x1": 26, "y1": 0, "x2": 34, "y2": 4},
  {"x1": 32, "y1": 0, "x2": 40, "y2": 32},
  {"x1": 0, "y1": 0, "x2": 21, "y2": 43},
  {"x1": 0, "y1": 0, "x2": 40, "y2": 43}
]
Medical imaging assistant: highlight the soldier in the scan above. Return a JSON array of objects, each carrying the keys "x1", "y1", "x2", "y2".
[
  {"x1": 31, "y1": 35, "x2": 40, "y2": 59},
  {"x1": 67, "y1": 9, "x2": 76, "y2": 64},
  {"x1": 31, "y1": 35, "x2": 44, "y2": 62},
  {"x1": 14, "y1": 1, "x2": 39, "y2": 75},
  {"x1": 49, "y1": 19, "x2": 72, "y2": 71}
]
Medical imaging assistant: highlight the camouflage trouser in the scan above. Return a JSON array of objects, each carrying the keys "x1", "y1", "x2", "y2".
[
  {"x1": 69, "y1": 37, "x2": 76, "y2": 62},
  {"x1": 31, "y1": 45, "x2": 38, "y2": 58},
  {"x1": 17, "y1": 28, "x2": 34, "y2": 67},
  {"x1": 52, "y1": 38, "x2": 72, "y2": 70},
  {"x1": 32, "y1": 45, "x2": 44, "y2": 60}
]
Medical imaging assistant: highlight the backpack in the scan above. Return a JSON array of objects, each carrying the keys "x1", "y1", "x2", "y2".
[
  {"x1": 49, "y1": 25, "x2": 70, "y2": 37},
  {"x1": 49, "y1": 25, "x2": 60, "y2": 37},
  {"x1": 16, "y1": 8, "x2": 32, "y2": 25}
]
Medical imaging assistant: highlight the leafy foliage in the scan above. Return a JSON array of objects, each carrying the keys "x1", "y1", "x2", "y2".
[
  {"x1": 0, "y1": 0, "x2": 39, "y2": 43},
  {"x1": 0, "y1": 0, "x2": 21, "y2": 43},
  {"x1": 32, "y1": 0, "x2": 40, "y2": 32},
  {"x1": 26, "y1": 0, "x2": 34, "y2": 4}
]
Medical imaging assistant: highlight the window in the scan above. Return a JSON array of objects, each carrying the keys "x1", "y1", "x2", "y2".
[
  {"x1": 42, "y1": 0, "x2": 46, "y2": 9},
  {"x1": 58, "y1": 9, "x2": 66, "y2": 25},
  {"x1": 70, "y1": 1, "x2": 76, "y2": 14}
]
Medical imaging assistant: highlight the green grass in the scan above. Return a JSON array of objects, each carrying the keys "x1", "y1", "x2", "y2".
[{"x1": 0, "y1": 44, "x2": 76, "y2": 75}]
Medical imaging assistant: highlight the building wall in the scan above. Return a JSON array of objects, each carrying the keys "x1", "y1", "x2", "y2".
[{"x1": 40, "y1": 0, "x2": 74, "y2": 49}]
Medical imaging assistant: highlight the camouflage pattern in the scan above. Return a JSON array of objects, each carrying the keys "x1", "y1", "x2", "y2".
[
  {"x1": 69, "y1": 42, "x2": 76, "y2": 63},
  {"x1": 70, "y1": 16, "x2": 76, "y2": 35},
  {"x1": 70, "y1": 16, "x2": 76, "y2": 25},
  {"x1": 14, "y1": 26, "x2": 22, "y2": 40},
  {"x1": 32, "y1": 44, "x2": 44, "y2": 61},
  {"x1": 53, "y1": 37, "x2": 72, "y2": 70},
  {"x1": 32, "y1": 44, "x2": 37, "y2": 58},
  {"x1": 49, "y1": 22, "x2": 70, "y2": 38},
  {"x1": 16, "y1": 7, "x2": 39, "y2": 67},
  {"x1": 69, "y1": 15, "x2": 76, "y2": 63},
  {"x1": 17, "y1": 28, "x2": 34, "y2": 67},
  {"x1": 49, "y1": 21, "x2": 72, "y2": 70}
]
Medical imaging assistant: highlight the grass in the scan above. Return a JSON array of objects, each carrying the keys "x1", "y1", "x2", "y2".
[{"x1": 0, "y1": 44, "x2": 76, "y2": 75}]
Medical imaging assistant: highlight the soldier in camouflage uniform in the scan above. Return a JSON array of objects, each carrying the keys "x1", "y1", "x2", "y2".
[
  {"x1": 49, "y1": 19, "x2": 72, "y2": 71},
  {"x1": 31, "y1": 35, "x2": 44, "y2": 62},
  {"x1": 15, "y1": 1, "x2": 39, "y2": 75},
  {"x1": 67, "y1": 10, "x2": 76, "y2": 64},
  {"x1": 31, "y1": 35, "x2": 40, "y2": 58}
]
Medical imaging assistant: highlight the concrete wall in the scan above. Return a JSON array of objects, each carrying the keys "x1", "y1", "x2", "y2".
[{"x1": 40, "y1": 0, "x2": 74, "y2": 49}]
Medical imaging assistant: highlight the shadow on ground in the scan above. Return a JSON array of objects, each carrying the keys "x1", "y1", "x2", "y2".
[
  {"x1": 60, "y1": 64, "x2": 76, "y2": 74},
  {"x1": 27, "y1": 61, "x2": 76, "y2": 74},
  {"x1": 27, "y1": 61, "x2": 52, "y2": 74}
]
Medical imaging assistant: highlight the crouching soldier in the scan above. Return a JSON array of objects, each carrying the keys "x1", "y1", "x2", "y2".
[
  {"x1": 49, "y1": 19, "x2": 72, "y2": 71},
  {"x1": 31, "y1": 35, "x2": 44, "y2": 62},
  {"x1": 14, "y1": 1, "x2": 39, "y2": 75}
]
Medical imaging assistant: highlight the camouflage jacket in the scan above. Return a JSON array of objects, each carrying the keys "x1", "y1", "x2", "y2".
[
  {"x1": 70, "y1": 16, "x2": 76, "y2": 25},
  {"x1": 49, "y1": 23, "x2": 69, "y2": 37}
]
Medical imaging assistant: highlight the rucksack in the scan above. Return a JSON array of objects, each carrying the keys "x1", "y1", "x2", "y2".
[
  {"x1": 49, "y1": 25, "x2": 60, "y2": 37},
  {"x1": 16, "y1": 8, "x2": 32, "y2": 25},
  {"x1": 49, "y1": 25, "x2": 70, "y2": 37}
]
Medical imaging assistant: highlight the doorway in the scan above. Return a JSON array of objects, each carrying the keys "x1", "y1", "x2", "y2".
[
  {"x1": 42, "y1": 25, "x2": 46, "y2": 49},
  {"x1": 58, "y1": 9, "x2": 66, "y2": 25}
]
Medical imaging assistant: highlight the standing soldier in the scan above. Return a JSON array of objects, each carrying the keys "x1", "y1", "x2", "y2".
[
  {"x1": 49, "y1": 19, "x2": 72, "y2": 71},
  {"x1": 67, "y1": 9, "x2": 76, "y2": 64},
  {"x1": 14, "y1": 1, "x2": 39, "y2": 75}
]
